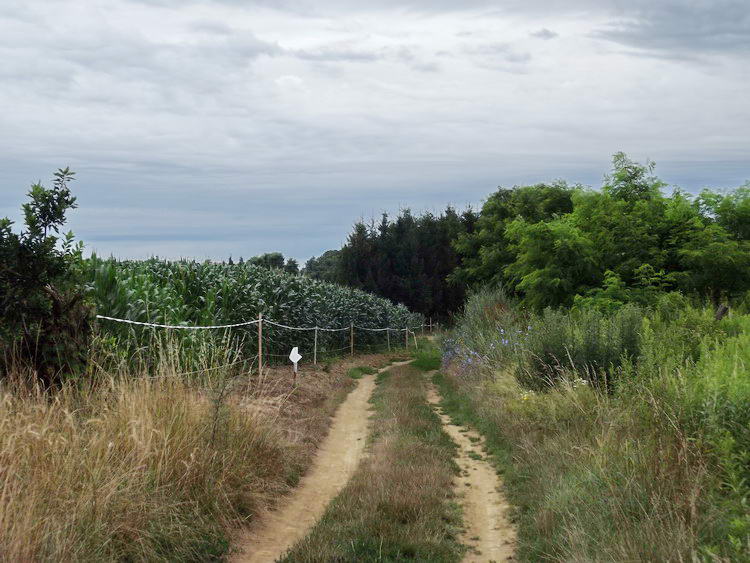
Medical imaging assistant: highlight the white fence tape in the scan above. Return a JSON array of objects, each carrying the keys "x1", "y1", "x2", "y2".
[
  {"x1": 95, "y1": 315, "x2": 260, "y2": 330},
  {"x1": 96, "y1": 314, "x2": 424, "y2": 333}
]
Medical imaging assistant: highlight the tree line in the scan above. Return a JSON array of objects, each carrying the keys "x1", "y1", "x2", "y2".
[
  {"x1": 4, "y1": 154, "x2": 749, "y2": 380},
  {"x1": 305, "y1": 153, "x2": 750, "y2": 316},
  {"x1": 304, "y1": 208, "x2": 478, "y2": 320}
]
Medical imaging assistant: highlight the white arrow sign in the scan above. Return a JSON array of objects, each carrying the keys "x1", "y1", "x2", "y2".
[{"x1": 289, "y1": 347, "x2": 302, "y2": 373}]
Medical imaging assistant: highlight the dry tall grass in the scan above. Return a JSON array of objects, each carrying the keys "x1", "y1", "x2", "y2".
[
  {"x1": 0, "y1": 351, "x2": 395, "y2": 561},
  {"x1": 0, "y1": 375, "x2": 284, "y2": 561}
]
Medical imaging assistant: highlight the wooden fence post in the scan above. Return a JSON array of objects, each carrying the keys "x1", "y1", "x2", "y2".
[
  {"x1": 350, "y1": 322, "x2": 355, "y2": 356},
  {"x1": 314, "y1": 327, "x2": 318, "y2": 365},
  {"x1": 405, "y1": 328, "x2": 409, "y2": 349},
  {"x1": 257, "y1": 312, "x2": 263, "y2": 374},
  {"x1": 386, "y1": 328, "x2": 391, "y2": 352}
]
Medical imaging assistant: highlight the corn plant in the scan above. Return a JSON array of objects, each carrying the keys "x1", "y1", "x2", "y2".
[{"x1": 86, "y1": 255, "x2": 421, "y2": 369}]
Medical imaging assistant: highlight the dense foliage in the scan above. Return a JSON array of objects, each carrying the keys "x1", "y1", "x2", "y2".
[
  {"x1": 442, "y1": 287, "x2": 750, "y2": 560},
  {"x1": 455, "y1": 153, "x2": 750, "y2": 310},
  {"x1": 232, "y1": 252, "x2": 299, "y2": 274},
  {"x1": 88, "y1": 256, "x2": 421, "y2": 364},
  {"x1": 0, "y1": 169, "x2": 90, "y2": 383},
  {"x1": 303, "y1": 249, "x2": 341, "y2": 281},
  {"x1": 321, "y1": 153, "x2": 750, "y2": 316},
  {"x1": 307, "y1": 207, "x2": 477, "y2": 320}
]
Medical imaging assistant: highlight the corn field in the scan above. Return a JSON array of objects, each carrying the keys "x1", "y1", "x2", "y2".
[{"x1": 86, "y1": 255, "x2": 421, "y2": 368}]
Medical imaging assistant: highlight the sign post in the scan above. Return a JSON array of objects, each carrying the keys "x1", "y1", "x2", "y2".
[
  {"x1": 289, "y1": 346, "x2": 302, "y2": 385},
  {"x1": 258, "y1": 313, "x2": 263, "y2": 375},
  {"x1": 313, "y1": 327, "x2": 318, "y2": 365}
]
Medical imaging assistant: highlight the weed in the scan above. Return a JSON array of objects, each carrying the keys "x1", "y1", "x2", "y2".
[
  {"x1": 411, "y1": 340, "x2": 442, "y2": 371},
  {"x1": 347, "y1": 365, "x2": 378, "y2": 379}
]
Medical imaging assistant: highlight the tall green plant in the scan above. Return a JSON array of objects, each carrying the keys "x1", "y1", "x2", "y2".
[
  {"x1": 88, "y1": 256, "x2": 422, "y2": 366},
  {"x1": 0, "y1": 168, "x2": 90, "y2": 383}
]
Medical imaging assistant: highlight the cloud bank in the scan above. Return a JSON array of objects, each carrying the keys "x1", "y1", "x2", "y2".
[{"x1": 0, "y1": 0, "x2": 748, "y2": 261}]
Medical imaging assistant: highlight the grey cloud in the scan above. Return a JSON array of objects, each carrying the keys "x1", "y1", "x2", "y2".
[
  {"x1": 410, "y1": 61, "x2": 440, "y2": 72},
  {"x1": 126, "y1": 0, "x2": 614, "y2": 16},
  {"x1": 189, "y1": 20, "x2": 234, "y2": 35},
  {"x1": 3, "y1": 0, "x2": 749, "y2": 262},
  {"x1": 531, "y1": 28, "x2": 558, "y2": 40},
  {"x1": 13, "y1": 26, "x2": 280, "y2": 79},
  {"x1": 291, "y1": 43, "x2": 440, "y2": 72},
  {"x1": 129, "y1": 0, "x2": 510, "y2": 12},
  {"x1": 392, "y1": 46, "x2": 441, "y2": 72},
  {"x1": 595, "y1": 1, "x2": 750, "y2": 57},
  {"x1": 293, "y1": 47, "x2": 382, "y2": 62},
  {"x1": 464, "y1": 42, "x2": 532, "y2": 66}
]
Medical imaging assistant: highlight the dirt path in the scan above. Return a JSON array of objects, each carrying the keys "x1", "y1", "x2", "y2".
[
  {"x1": 427, "y1": 385, "x2": 516, "y2": 562},
  {"x1": 232, "y1": 361, "x2": 412, "y2": 563}
]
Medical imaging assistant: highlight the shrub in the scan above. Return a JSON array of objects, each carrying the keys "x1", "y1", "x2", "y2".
[{"x1": 0, "y1": 169, "x2": 91, "y2": 384}]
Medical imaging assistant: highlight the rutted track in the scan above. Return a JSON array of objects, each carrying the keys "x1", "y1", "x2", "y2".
[
  {"x1": 427, "y1": 384, "x2": 516, "y2": 562},
  {"x1": 232, "y1": 360, "x2": 412, "y2": 563}
]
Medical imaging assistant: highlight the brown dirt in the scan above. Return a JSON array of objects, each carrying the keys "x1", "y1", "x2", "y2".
[
  {"x1": 427, "y1": 385, "x2": 517, "y2": 562},
  {"x1": 231, "y1": 360, "x2": 413, "y2": 563}
]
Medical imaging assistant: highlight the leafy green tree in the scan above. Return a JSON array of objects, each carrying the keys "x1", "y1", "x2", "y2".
[
  {"x1": 505, "y1": 216, "x2": 597, "y2": 308},
  {"x1": 569, "y1": 154, "x2": 672, "y2": 286},
  {"x1": 697, "y1": 183, "x2": 750, "y2": 241},
  {"x1": 503, "y1": 154, "x2": 750, "y2": 309},
  {"x1": 603, "y1": 151, "x2": 665, "y2": 201},
  {"x1": 451, "y1": 182, "x2": 575, "y2": 289},
  {"x1": 283, "y1": 258, "x2": 299, "y2": 274},
  {"x1": 303, "y1": 249, "x2": 341, "y2": 282},
  {"x1": 677, "y1": 224, "x2": 750, "y2": 304},
  {"x1": 249, "y1": 252, "x2": 285, "y2": 270},
  {"x1": 0, "y1": 168, "x2": 90, "y2": 383},
  {"x1": 573, "y1": 270, "x2": 630, "y2": 313}
]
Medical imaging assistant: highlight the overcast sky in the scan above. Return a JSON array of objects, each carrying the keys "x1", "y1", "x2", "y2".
[{"x1": 1, "y1": 0, "x2": 749, "y2": 262}]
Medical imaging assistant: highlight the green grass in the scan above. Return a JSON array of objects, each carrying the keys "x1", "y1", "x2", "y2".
[
  {"x1": 281, "y1": 364, "x2": 464, "y2": 562},
  {"x1": 410, "y1": 340, "x2": 442, "y2": 372},
  {"x1": 347, "y1": 365, "x2": 378, "y2": 379}
]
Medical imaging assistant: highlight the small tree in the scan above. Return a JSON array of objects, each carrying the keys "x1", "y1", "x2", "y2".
[
  {"x1": 0, "y1": 168, "x2": 91, "y2": 384},
  {"x1": 284, "y1": 258, "x2": 299, "y2": 274}
]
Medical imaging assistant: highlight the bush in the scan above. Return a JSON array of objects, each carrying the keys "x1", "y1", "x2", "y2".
[
  {"x1": 449, "y1": 287, "x2": 643, "y2": 390},
  {"x1": 0, "y1": 169, "x2": 91, "y2": 384}
]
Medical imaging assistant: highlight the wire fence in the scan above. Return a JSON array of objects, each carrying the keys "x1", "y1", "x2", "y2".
[{"x1": 95, "y1": 313, "x2": 438, "y2": 375}]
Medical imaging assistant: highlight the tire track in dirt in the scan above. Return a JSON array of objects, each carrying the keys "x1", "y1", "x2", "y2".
[
  {"x1": 232, "y1": 360, "x2": 413, "y2": 563},
  {"x1": 427, "y1": 384, "x2": 516, "y2": 562}
]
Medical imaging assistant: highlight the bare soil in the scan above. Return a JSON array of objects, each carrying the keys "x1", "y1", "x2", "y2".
[{"x1": 427, "y1": 385, "x2": 517, "y2": 562}]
